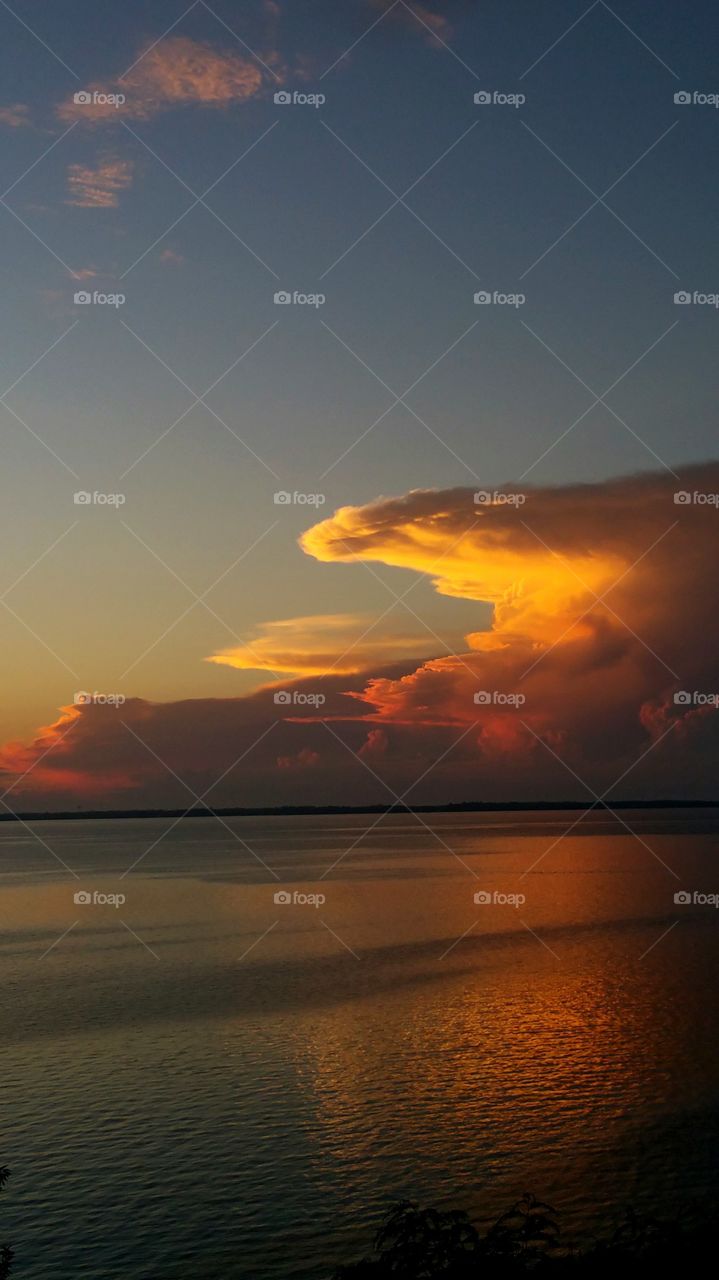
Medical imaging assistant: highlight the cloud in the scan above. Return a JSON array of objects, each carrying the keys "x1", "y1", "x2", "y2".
[
  {"x1": 300, "y1": 464, "x2": 719, "y2": 785},
  {"x1": 369, "y1": 0, "x2": 453, "y2": 40},
  {"x1": 0, "y1": 678, "x2": 382, "y2": 809},
  {"x1": 65, "y1": 157, "x2": 133, "y2": 207},
  {"x1": 0, "y1": 103, "x2": 31, "y2": 128},
  {"x1": 2, "y1": 464, "x2": 719, "y2": 808},
  {"x1": 159, "y1": 247, "x2": 185, "y2": 267},
  {"x1": 57, "y1": 36, "x2": 266, "y2": 124},
  {"x1": 277, "y1": 746, "x2": 321, "y2": 770},
  {"x1": 207, "y1": 612, "x2": 446, "y2": 677}
]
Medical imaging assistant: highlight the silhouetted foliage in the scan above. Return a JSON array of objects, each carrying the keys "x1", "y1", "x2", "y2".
[
  {"x1": 0, "y1": 1166, "x2": 12, "y2": 1279},
  {"x1": 331, "y1": 1192, "x2": 713, "y2": 1278},
  {"x1": 485, "y1": 1193, "x2": 561, "y2": 1262}
]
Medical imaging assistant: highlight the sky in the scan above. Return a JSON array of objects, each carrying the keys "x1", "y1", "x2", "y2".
[{"x1": 0, "y1": 0, "x2": 717, "y2": 809}]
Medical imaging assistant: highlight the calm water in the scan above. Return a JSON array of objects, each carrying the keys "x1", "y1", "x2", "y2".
[{"x1": 2, "y1": 810, "x2": 719, "y2": 1277}]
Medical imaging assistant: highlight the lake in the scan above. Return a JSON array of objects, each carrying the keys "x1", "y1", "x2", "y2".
[{"x1": 2, "y1": 810, "x2": 719, "y2": 1277}]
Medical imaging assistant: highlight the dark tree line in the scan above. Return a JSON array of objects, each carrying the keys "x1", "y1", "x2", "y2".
[{"x1": 331, "y1": 1191, "x2": 714, "y2": 1278}]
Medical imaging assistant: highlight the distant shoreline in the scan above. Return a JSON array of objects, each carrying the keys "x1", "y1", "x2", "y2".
[{"x1": 2, "y1": 799, "x2": 718, "y2": 823}]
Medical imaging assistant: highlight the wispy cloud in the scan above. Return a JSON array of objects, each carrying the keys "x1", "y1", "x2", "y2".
[
  {"x1": 207, "y1": 612, "x2": 442, "y2": 677},
  {"x1": 159, "y1": 246, "x2": 185, "y2": 267},
  {"x1": 0, "y1": 102, "x2": 32, "y2": 128},
  {"x1": 65, "y1": 157, "x2": 134, "y2": 207},
  {"x1": 370, "y1": 0, "x2": 453, "y2": 40}
]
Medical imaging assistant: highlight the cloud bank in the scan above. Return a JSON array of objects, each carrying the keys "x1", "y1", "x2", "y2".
[{"x1": 2, "y1": 464, "x2": 718, "y2": 809}]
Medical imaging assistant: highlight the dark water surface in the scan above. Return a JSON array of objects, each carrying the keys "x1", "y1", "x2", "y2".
[{"x1": 2, "y1": 810, "x2": 719, "y2": 1277}]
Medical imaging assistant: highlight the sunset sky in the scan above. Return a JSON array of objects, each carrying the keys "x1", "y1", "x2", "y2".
[{"x1": 1, "y1": 0, "x2": 717, "y2": 809}]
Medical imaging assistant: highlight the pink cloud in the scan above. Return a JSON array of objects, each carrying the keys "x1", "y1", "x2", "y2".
[
  {"x1": 57, "y1": 36, "x2": 267, "y2": 125},
  {"x1": 370, "y1": 0, "x2": 453, "y2": 40},
  {"x1": 0, "y1": 103, "x2": 31, "y2": 128},
  {"x1": 65, "y1": 158, "x2": 133, "y2": 207},
  {"x1": 159, "y1": 247, "x2": 185, "y2": 267}
]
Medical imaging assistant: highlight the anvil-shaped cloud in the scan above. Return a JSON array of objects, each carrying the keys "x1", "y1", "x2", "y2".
[{"x1": 2, "y1": 464, "x2": 718, "y2": 808}]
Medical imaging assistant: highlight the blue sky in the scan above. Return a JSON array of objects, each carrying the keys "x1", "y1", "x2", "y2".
[{"x1": 0, "y1": 0, "x2": 717, "y2": 805}]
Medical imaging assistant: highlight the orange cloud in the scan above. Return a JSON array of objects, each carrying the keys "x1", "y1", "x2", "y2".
[
  {"x1": 0, "y1": 706, "x2": 130, "y2": 797},
  {"x1": 66, "y1": 158, "x2": 133, "y2": 207},
  {"x1": 277, "y1": 746, "x2": 320, "y2": 770},
  {"x1": 57, "y1": 36, "x2": 266, "y2": 124},
  {"x1": 300, "y1": 473, "x2": 700, "y2": 651},
  {"x1": 207, "y1": 613, "x2": 444, "y2": 677},
  {"x1": 0, "y1": 682, "x2": 378, "y2": 808},
  {"x1": 301, "y1": 464, "x2": 719, "y2": 774},
  {"x1": 2, "y1": 465, "x2": 719, "y2": 809}
]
